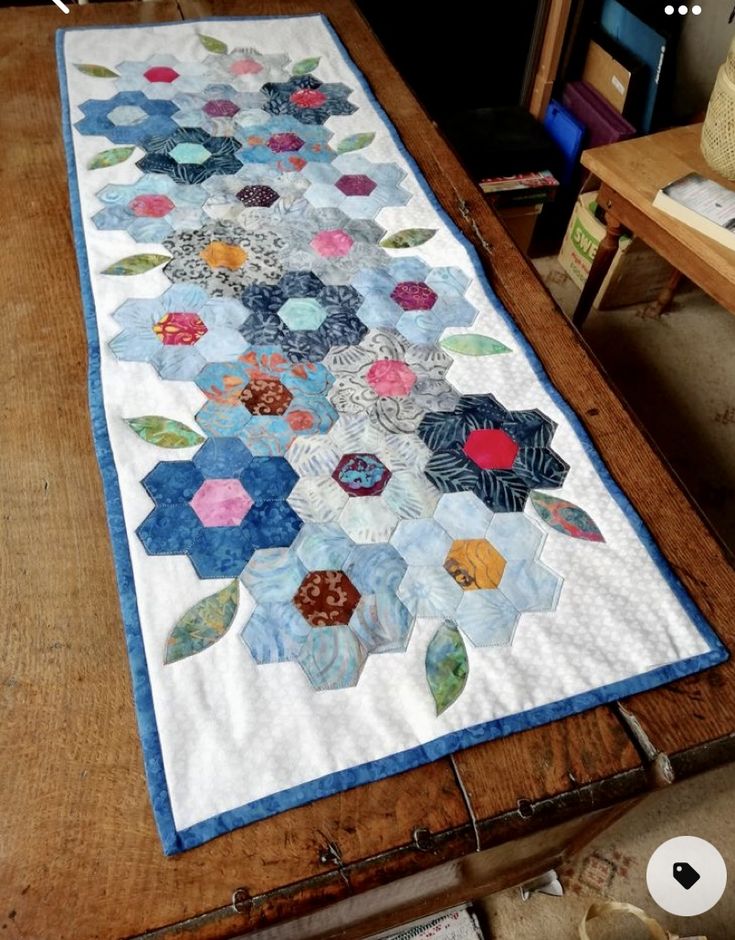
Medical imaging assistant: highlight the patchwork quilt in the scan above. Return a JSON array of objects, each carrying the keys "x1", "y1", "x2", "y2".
[{"x1": 56, "y1": 16, "x2": 726, "y2": 854}]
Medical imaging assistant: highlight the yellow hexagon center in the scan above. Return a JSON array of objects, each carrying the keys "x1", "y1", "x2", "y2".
[
  {"x1": 444, "y1": 539, "x2": 506, "y2": 590},
  {"x1": 200, "y1": 240, "x2": 248, "y2": 270}
]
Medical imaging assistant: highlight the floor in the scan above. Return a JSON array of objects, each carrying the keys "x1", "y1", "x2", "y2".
[{"x1": 477, "y1": 257, "x2": 735, "y2": 939}]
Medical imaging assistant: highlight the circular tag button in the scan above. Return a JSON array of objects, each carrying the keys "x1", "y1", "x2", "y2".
[{"x1": 646, "y1": 836, "x2": 727, "y2": 916}]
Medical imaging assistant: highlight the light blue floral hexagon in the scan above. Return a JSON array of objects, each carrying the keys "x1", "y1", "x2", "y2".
[
  {"x1": 92, "y1": 174, "x2": 208, "y2": 243},
  {"x1": 302, "y1": 153, "x2": 410, "y2": 219},
  {"x1": 235, "y1": 114, "x2": 336, "y2": 171},
  {"x1": 194, "y1": 347, "x2": 337, "y2": 456},
  {"x1": 172, "y1": 83, "x2": 265, "y2": 137},
  {"x1": 115, "y1": 55, "x2": 210, "y2": 100},
  {"x1": 393, "y1": 506, "x2": 563, "y2": 647},
  {"x1": 353, "y1": 257, "x2": 478, "y2": 345},
  {"x1": 110, "y1": 283, "x2": 248, "y2": 380},
  {"x1": 239, "y1": 529, "x2": 413, "y2": 690}
]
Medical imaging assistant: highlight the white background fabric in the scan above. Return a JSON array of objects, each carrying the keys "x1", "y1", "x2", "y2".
[{"x1": 61, "y1": 18, "x2": 712, "y2": 835}]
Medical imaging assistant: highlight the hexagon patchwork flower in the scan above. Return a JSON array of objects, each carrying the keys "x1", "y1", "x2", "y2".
[
  {"x1": 418, "y1": 395, "x2": 569, "y2": 513},
  {"x1": 280, "y1": 207, "x2": 389, "y2": 284},
  {"x1": 238, "y1": 270, "x2": 367, "y2": 362},
  {"x1": 92, "y1": 174, "x2": 208, "y2": 243},
  {"x1": 137, "y1": 438, "x2": 302, "y2": 578},
  {"x1": 286, "y1": 412, "x2": 440, "y2": 544},
  {"x1": 202, "y1": 165, "x2": 309, "y2": 224},
  {"x1": 392, "y1": 492, "x2": 563, "y2": 646},
  {"x1": 137, "y1": 127, "x2": 243, "y2": 184},
  {"x1": 195, "y1": 346, "x2": 337, "y2": 455},
  {"x1": 352, "y1": 257, "x2": 478, "y2": 345},
  {"x1": 303, "y1": 153, "x2": 410, "y2": 219},
  {"x1": 236, "y1": 114, "x2": 336, "y2": 171},
  {"x1": 324, "y1": 329, "x2": 459, "y2": 434},
  {"x1": 240, "y1": 524, "x2": 412, "y2": 690},
  {"x1": 162, "y1": 219, "x2": 288, "y2": 297},
  {"x1": 115, "y1": 55, "x2": 210, "y2": 99},
  {"x1": 261, "y1": 74, "x2": 356, "y2": 125},
  {"x1": 172, "y1": 83, "x2": 265, "y2": 137},
  {"x1": 204, "y1": 47, "x2": 290, "y2": 92},
  {"x1": 110, "y1": 283, "x2": 248, "y2": 380},
  {"x1": 74, "y1": 91, "x2": 178, "y2": 144}
]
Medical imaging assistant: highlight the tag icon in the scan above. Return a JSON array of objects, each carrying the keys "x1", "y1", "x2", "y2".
[{"x1": 673, "y1": 862, "x2": 701, "y2": 890}]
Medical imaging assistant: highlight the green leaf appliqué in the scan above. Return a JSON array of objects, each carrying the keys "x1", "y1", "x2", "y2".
[
  {"x1": 292, "y1": 57, "x2": 320, "y2": 75},
  {"x1": 165, "y1": 581, "x2": 240, "y2": 664},
  {"x1": 336, "y1": 132, "x2": 375, "y2": 154},
  {"x1": 530, "y1": 491, "x2": 606, "y2": 543},
  {"x1": 440, "y1": 334, "x2": 511, "y2": 356},
  {"x1": 380, "y1": 228, "x2": 437, "y2": 249},
  {"x1": 87, "y1": 146, "x2": 135, "y2": 170},
  {"x1": 102, "y1": 254, "x2": 170, "y2": 276},
  {"x1": 426, "y1": 620, "x2": 469, "y2": 715},
  {"x1": 126, "y1": 416, "x2": 205, "y2": 449},
  {"x1": 74, "y1": 64, "x2": 119, "y2": 78},
  {"x1": 198, "y1": 34, "x2": 228, "y2": 54}
]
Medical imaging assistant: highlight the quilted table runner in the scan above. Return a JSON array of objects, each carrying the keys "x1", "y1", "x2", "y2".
[{"x1": 57, "y1": 16, "x2": 726, "y2": 854}]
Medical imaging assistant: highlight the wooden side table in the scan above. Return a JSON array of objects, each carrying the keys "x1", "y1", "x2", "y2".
[
  {"x1": 572, "y1": 124, "x2": 735, "y2": 328},
  {"x1": 2, "y1": 7, "x2": 735, "y2": 940}
]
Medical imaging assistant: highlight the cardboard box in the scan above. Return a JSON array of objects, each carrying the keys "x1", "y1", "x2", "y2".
[
  {"x1": 559, "y1": 191, "x2": 672, "y2": 309},
  {"x1": 583, "y1": 39, "x2": 640, "y2": 118}
]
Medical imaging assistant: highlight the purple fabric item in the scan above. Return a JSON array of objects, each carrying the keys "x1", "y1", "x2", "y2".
[{"x1": 562, "y1": 80, "x2": 636, "y2": 149}]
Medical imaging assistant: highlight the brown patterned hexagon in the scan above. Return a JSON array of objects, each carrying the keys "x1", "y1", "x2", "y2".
[
  {"x1": 239, "y1": 375, "x2": 293, "y2": 416},
  {"x1": 294, "y1": 569, "x2": 362, "y2": 626}
]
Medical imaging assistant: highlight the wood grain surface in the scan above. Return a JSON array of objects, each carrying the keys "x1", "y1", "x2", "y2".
[
  {"x1": 580, "y1": 125, "x2": 735, "y2": 314},
  {"x1": 1, "y1": 1, "x2": 733, "y2": 939}
]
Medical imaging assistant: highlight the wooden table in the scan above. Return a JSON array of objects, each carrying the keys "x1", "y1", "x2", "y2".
[
  {"x1": 572, "y1": 124, "x2": 735, "y2": 328},
  {"x1": 2, "y1": 5, "x2": 735, "y2": 939}
]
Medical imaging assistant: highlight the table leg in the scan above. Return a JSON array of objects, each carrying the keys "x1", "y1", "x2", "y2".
[
  {"x1": 572, "y1": 213, "x2": 623, "y2": 329},
  {"x1": 642, "y1": 267, "x2": 684, "y2": 318}
]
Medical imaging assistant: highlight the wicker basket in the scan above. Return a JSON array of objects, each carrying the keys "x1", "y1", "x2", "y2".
[{"x1": 701, "y1": 36, "x2": 735, "y2": 180}]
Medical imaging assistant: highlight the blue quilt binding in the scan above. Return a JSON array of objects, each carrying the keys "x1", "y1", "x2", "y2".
[{"x1": 56, "y1": 16, "x2": 728, "y2": 855}]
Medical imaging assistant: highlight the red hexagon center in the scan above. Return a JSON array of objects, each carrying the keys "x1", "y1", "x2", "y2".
[
  {"x1": 294, "y1": 570, "x2": 362, "y2": 626},
  {"x1": 311, "y1": 229, "x2": 354, "y2": 258},
  {"x1": 290, "y1": 88, "x2": 327, "y2": 108},
  {"x1": 190, "y1": 478, "x2": 253, "y2": 527},
  {"x1": 152, "y1": 312, "x2": 208, "y2": 346},
  {"x1": 267, "y1": 132, "x2": 305, "y2": 153},
  {"x1": 365, "y1": 359, "x2": 417, "y2": 397},
  {"x1": 390, "y1": 281, "x2": 438, "y2": 311},
  {"x1": 463, "y1": 429, "x2": 519, "y2": 470},
  {"x1": 236, "y1": 185, "x2": 280, "y2": 208},
  {"x1": 239, "y1": 376, "x2": 293, "y2": 415},
  {"x1": 203, "y1": 98, "x2": 240, "y2": 118},
  {"x1": 335, "y1": 174, "x2": 376, "y2": 197},
  {"x1": 129, "y1": 194, "x2": 175, "y2": 218},
  {"x1": 230, "y1": 58, "x2": 263, "y2": 76},
  {"x1": 144, "y1": 66, "x2": 180, "y2": 83}
]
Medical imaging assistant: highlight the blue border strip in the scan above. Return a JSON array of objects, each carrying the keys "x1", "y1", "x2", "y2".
[{"x1": 56, "y1": 16, "x2": 728, "y2": 855}]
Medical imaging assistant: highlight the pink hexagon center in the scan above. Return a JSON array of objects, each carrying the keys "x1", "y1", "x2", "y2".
[
  {"x1": 463, "y1": 429, "x2": 519, "y2": 470},
  {"x1": 267, "y1": 132, "x2": 305, "y2": 153},
  {"x1": 365, "y1": 359, "x2": 417, "y2": 397},
  {"x1": 144, "y1": 66, "x2": 180, "y2": 83},
  {"x1": 391, "y1": 281, "x2": 438, "y2": 311},
  {"x1": 311, "y1": 229, "x2": 354, "y2": 258},
  {"x1": 230, "y1": 58, "x2": 263, "y2": 76},
  {"x1": 290, "y1": 88, "x2": 327, "y2": 108},
  {"x1": 153, "y1": 312, "x2": 208, "y2": 346},
  {"x1": 129, "y1": 194, "x2": 175, "y2": 218},
  {"x1": 190, "y1": 479, "x2": 253, "y2": 527},
  {"x1": 203, "y1": 98, "x2": 240, "y2": 118},
  {"x1": 335, "y1": 174, "x2": 376, "y2": 197}
]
